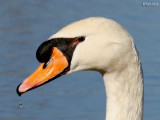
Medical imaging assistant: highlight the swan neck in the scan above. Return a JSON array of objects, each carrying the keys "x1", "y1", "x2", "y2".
[{"x1": 103, "y1": 61, "x2": 143, "y2": 120}]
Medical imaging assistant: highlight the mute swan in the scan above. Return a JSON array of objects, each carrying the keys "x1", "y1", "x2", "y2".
[{"x1": 17, "y1": 17, "x2": 143, "y2": 120}]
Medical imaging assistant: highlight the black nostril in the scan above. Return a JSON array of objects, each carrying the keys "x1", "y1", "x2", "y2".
[{"x1": 77, "y1": 36, "x2": 85, "y2": 42}]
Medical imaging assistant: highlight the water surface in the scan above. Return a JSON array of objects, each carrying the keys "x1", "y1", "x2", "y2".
[{"x1": 0, "y1": 1, "x2": 160, "y2": 120}]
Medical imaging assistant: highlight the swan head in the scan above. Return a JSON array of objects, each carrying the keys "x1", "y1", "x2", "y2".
[{"x1": 17, "y1": 17, "x2": 134, "y2": 96}]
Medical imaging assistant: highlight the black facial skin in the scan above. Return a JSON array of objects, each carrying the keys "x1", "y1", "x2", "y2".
[
  {"x1": 16, "y1": 36, "x2": 85, "y2": 96},
  {"x1": 36, "y1": 36, "x2": 85, "y2": 65}
]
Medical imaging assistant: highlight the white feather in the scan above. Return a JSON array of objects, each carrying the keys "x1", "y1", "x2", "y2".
[{"x1": 50, "y1": 17, "x2": 143, "y2": 120}]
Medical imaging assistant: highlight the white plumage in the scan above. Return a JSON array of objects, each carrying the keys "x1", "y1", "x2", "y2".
[{"x1": 50, "y1": 17, "x2": 144, "y2": 120}]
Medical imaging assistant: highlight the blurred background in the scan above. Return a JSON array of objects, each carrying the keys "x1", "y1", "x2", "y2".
[{"x1": 0, "y1": 0, "x2": 160, "y2": 120}]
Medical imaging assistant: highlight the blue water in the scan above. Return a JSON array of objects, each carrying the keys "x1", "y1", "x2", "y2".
[{"x1": 0, "y1": 1, "x2": 160, "y2": 120}]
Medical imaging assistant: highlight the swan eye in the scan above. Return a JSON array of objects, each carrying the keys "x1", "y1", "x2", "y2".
[{"x1": 77, "y1": 36, "x2": 85, "y2": 42}]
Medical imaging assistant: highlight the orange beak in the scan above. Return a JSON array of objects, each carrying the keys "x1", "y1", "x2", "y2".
[{"x1": 17, "y1": 47, "x2": 69, "y2": 96}]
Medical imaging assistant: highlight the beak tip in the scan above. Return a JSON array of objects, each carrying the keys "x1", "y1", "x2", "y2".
[{"x1": 16, "y1": 83, "x2": 22, "y2": 96}]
